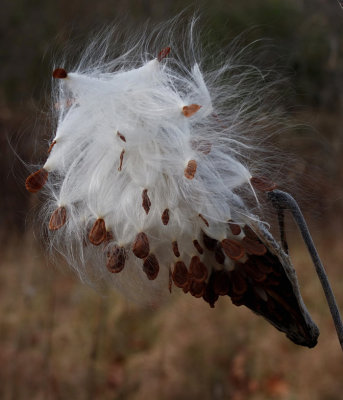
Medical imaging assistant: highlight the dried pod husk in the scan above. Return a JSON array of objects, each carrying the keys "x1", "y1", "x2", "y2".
[
  {"x1": 132, "y1": 232, "x2": 150, "y2": 259},
  {"x1": 25, "y1": 169, "x2": 48, "y2": 193},
  {"x1": 89, "y1": 218, "x2": 107, "y2": 245},
  {"x1": 49, "y1": 206, "x2": 67, "y2": 231}
]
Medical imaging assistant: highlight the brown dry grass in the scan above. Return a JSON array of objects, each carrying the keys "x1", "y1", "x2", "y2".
[{"x1": 1, "y1": 225, "x2": 342, "y2": 400}]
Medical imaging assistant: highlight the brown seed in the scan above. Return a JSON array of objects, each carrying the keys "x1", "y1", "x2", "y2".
[
  {"x1": 212, "y1": 270, "x2": 231, "y2": 296},
  {"x1": 47, "y1": 140, "x2": 56, "y2": 154},
  {"x1": 202, "y1": 232, "x2": 217, "y2": 251},
  {"x1": 157, "y1": 46, "x2": 171, "y2": 62},
  {"x1": 106, "y1": 245, "x2": 126, "y2": 273},
  {"x1": 214, "y1": 245, "x2": 225, "y2": 264},
  {"x1": 189, "y1": 280, "x2": 206, "y2": 298},
  {"x1": 228, "y1": 221, "x2": 241, "y2": 236},
  {"x1": 243, "y1": 225, "x2": 259, "y2": 240},
  {"x1": 172, "y1": 241, "x2": 180, "y2": 257},
  {"x1": 118, "y1": 149, "x2": 125, "y2": 171},
  {"x1": 250, "y1": 176, "x2": 277, "y2": 192},
  {"x1": 49, "y1": 206, "x2": 66, "y2": 231},
  {"x1": 142, "y1": 189, "x2": 151, "y2": 214},
  {"x1": 242, "y1": 259, "x2": 266, "y2": 283},
  {"x1": 189, "y1": 256, "x2": 208, "y2": 282},
  {"x1": 230, "y1": 270, "x2": 247, "y2": 296},
  {"x1": 193, "y1": 240, "x2": 203, "y2": 254},
  {"x1": 25, "y1": 168, "x2": 48, "y2": 193},
  {"x1": 242, "y1": 236, "x2": 267, "y2": 256},
  {"x1": 184, "y1": 159, "x2": 197, "y2": 179},
  {"x1": 89, "y1": 218, "x2": 107, "y2": 245},
  {"x1": 52, "y1": 68, "x2": 67, "y2": 79},
  {"x1": 161, "y1": 209, "x2": 169, "y2": 225},
  {"x1": 198, "y1": 214, "x2": 209, "y2": 227},
  {"x1": 168, "y1": 268, "x2": 172, "y2": 293},
  {"x1": 203, "y1": 284, "x2": 219, "y2": 308},
  {"x1": 182, "y1": 104, "x2": 201, "y2": 117},
  {"x1": 172, "y1": 261, "x2": 188, "y2": 288},
  {"x1": 117, "y1": 131, "x2": 126, "y2": 142},
  {"x1": 143, "y1": 253, "x2": 159, "y2": 280},
  {"x1": 221, "y1": 239, "x2": 245, "y2": 261},
  {"x1": 132, "y1": 232, "x2": 150, "y2": 259},
  {"x1": 182, "y1": 281, "x2": 190, "y2": 293}
]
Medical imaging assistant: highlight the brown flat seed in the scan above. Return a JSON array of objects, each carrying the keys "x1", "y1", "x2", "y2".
[
  {"x1": 172, "y1": 241, "x2": 180, "y2": 257},
  {"x1": 242, "y1": 259, "x2": 267, "y2": 283},
  {"x1": 157, "y1": 46, "x2": 171, "y2": 62},
  {"x1": 214, "y1": 245, "x2": 225, "y2": 264},
  {"x1": 193, "y1": 239, "x2": 203, "y2": 254},
  {"x1": 182, "y1": 104, "x2": 201, "y2": 117},
  {"x1": 89, "y1": 219, "x2": 107, "y2": 245},
  {"x1": 25, "y1": 169, "x2": 48, "y2": 193},
  {"x1": 228, "y1": 221, "x2": 241, "y2": 235},
  {"x1": 189, "y1": 256, "x2": 208, "y2": 282},
  {"x1": 132, "y1": 232, "x2": 150, "y2": 259},
  {"x1": 168, "y1": 268, "x2": 172, "y2": 293},
  {"x1": 230, "y1": 270, "x2": 247, "y2": 296},
  {"x1": 106, "y1": 246, "x2": 126, "y2": 273},
  {"x1": 52, "y1": 68, "x2": 67, "y2": 79},
  {"x1": 182, "y1": 281, "x2": 190, "y2": 293},
  {"x1": 161, "y1": 209, "x2": 169, "y2": 225},
  {"x1": 250, "y1": 176, "x2": 277, "y2": 192},
  {"x1": 104, "y1": 231, "x2": 114, "y2": 244},
  {"x1": 118, "y1": 149, "x2": 125, "y2": 171},
  {"x1": 202, "y1": 232, "x2": 217, "y2": 251},
  {"x1": 117, "y1": 131, "x2": 126, "y2": 142},
  {"x1": 184, "y1": 159, "x2": 197, "y2": 179},
  {"x1": 47, "y1": 140, "x2": 56, "y2": 154},
  {"x1": 198, "y1": 214, "x2": 209, "y2": 227},
  {"x1": 242, "y1": 236, "x2": 267, "y2": 256},
  {"x1": 213, "y1": 270, "x2": 231, "y2": 296},
  {"x1": 142, "y1": 189, "x2": 151, "y2": 214},
  {"x1": 172, "y1": 261, "x2": 188, "y2": 288},
  {"x1": 243, "y1": 225, "x2": 259, "y2": 240},
  {"x1": 221, "y1": 239, "x2": 245, "y2": 261},
  {"x1": 143, "y1": 253, "x2": 159, "y2": 280},
  {"x1": 203, "y1": 283, "x2": 219, "y2": 308},
  {"x1": 49, "y1": 206, "x2": 66, "y2": 231},
  {"x1": 189, "y1": 280, "x2": 206, "y2": 298}
]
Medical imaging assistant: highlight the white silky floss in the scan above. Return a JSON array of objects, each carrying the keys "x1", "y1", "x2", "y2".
[{"x1": 26, "y1": 29, "x2": 278, "y2": 306}]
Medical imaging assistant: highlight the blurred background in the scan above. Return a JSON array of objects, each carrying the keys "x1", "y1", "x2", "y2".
[{"x1": 1, "y1": 0, "x2": 343, "y2": 399}]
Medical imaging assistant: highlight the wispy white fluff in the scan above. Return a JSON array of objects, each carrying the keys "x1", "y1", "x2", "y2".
[{"x1": 38, "y1": 18, "x2": 286, "y2": 305}]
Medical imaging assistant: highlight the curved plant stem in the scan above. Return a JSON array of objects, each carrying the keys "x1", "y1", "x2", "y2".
[{"x1": 268, "y1": 189, "x2": 343, "y2": 352}]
